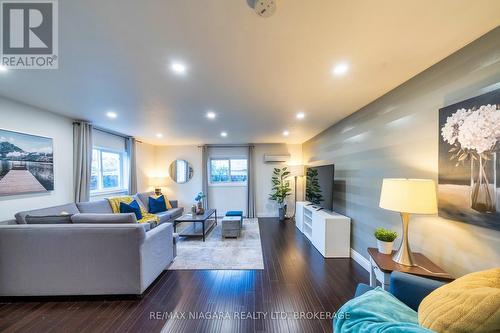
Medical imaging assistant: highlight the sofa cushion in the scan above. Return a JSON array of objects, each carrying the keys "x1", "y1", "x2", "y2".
[
  {"x1": 418, "y1": 268, "x2": 500, "y2": 333},
  {"x1": 108, "y1": 196, "x2": 160, "y2": 225},
  {"x1": 136, "y1": 192, "x2": 152, "y2": 211},
  {"x1": 15, "y1": 203, "x2": 80, "y2": 224},
  {"x1": 76, "y1": 200, "x2": 113, "y2": 213},
  {"x1": 156, "y1": 207, "x2": 184, "y2": 224},
  {"x1": 25, "y1": 214, "x2": 73, "y2": 224},
  {"x1": 148, "y1": 195, "x2": 167, "y2": 214},
  {"x1": 226, "y1": 211, "x2": 243, "y2": 217},
  {"x1": 120, "y1": 200, "x2": 143, "y2": 220},
  {"x1": 137, "y1": 191, "x2": 173, "y2": 211},
  {"x1": 71, "y1": 213, "x2": 137, "y2": 224}
]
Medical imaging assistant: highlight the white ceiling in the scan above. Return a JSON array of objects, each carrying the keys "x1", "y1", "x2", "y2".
[{"x1": 1, "y1": 0, "x2": 499, "y2": 145}]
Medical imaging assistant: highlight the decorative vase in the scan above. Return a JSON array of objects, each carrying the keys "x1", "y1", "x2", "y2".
[
  {"x1": 197, "y1": 201, "x2": 204, "y2": 215},
  {"x1": 470, "y1": 152, "x2": 497, "y2": 213},
  {"x1": 377, "y1": 240, "x2": 394, "y2": 255},
  {"x1": 191, "y1": 204, "x2": 197, "y2": 216},
  {"x1": 278, "y1": 204, "x2": 287, "y2": 222}
]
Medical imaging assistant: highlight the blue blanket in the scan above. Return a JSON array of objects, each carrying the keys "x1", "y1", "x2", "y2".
[{"x1": 334, "y1": 287, "x2": 434, "y2": 333}]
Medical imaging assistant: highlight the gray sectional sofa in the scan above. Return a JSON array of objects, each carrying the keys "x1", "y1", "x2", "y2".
[{"x1": 0, "y1": 192, "x2": 183, "y2": 296}]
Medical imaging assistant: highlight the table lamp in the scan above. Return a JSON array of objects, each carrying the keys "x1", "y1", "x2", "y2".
[
  {"x1": 149, "y1": 177, "x2": 168, "y2": 196},
  {"x1": 379, "y1": 179, "x2": 437, "y2": 266}
]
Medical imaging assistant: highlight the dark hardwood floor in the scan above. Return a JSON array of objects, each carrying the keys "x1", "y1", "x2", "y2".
[{"x1": 0, "y1": 218, "x2": 368, "y2": 333}]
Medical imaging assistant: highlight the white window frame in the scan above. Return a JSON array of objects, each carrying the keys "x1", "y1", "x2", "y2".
[
  {"x1": 209, "y1": 157, "x2": 248, "y2": 187},
  {"x1": 90, "y1": 147, "x2": 127, "y2": 195}
]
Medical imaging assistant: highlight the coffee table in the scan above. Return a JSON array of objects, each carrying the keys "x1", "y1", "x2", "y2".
[{"x1": 174, "y1": 209, "x2": 217, "y2": 241}]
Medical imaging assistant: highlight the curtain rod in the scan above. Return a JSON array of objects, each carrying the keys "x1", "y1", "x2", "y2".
[
  {"x1": 95, "y1": 126, "x2": 144, "y2": 144},
  {"x1": 197, "y1": 144, "x2": 255, "y2": 148},
  {"x1": 73, "y1": 122, "x2": 142, "y2": 143}
]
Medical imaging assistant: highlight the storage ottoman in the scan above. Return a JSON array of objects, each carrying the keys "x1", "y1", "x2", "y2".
[{"x1": 222, "y1": 216, "x2": 241, "y2": 238}]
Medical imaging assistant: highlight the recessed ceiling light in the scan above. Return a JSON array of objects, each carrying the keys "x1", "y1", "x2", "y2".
[
  {"x1": 332, "y1": 62, "x2": 349, "y2": 76},
  {"x1": 106, "y1": 111, "x2": 117, "y2": 119},
  {"x1": 206, "y1": 111, "x2": 216, "y2": 119},
  {"x1": 0, "y1": 65, "x2": 8, "y2": 72},
  {"x1": 220, "y1": 131, "x2": 228, "y2": 137},
  {"x1": 156, "y1": 133, "x2": 163, "y2": 138},
  {"x1": 283, "y1": 130, "x2": 290, "y2": 136},
  {"x1": 170, "y1": 61, "x2": 187, "y2": 75},
  {"x1": 296, "y1": 112, "x2": 305, "y2": 120}
]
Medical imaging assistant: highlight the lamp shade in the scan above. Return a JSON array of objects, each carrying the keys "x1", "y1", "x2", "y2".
[
  {"x1": 288, "y1": 165, "x2": 305, "y2": 177},
  {"x1": 149, "y1": 177, "x2": 168, "y2": 187},
  {"x1": 379, "y1": 178, "x2": 437, "y2": 214}
]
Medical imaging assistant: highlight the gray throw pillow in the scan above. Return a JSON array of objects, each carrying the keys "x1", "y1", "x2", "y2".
[{"x1": 25, "y1": 214, "x2": 73, "y2": 224}]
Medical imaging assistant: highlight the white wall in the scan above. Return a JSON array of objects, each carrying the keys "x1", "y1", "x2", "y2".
[
  {"x1": 207, "y1": 146, "x2": 248, "y2": 216},
  {"x1": 153, "y1": 143, "x2": 303, "y2": 218},
  {"x1": 136, "y1": 141, "x2": 157, "y2": 193},
  {"x1": 154, "y1": 145, "x2": 202, "y2": 210},
  {"x1": 0, "y1": 97, "x2": 74, "y2": 221},
  {"x1": 254, "y1": 144, "x2": 303, "y2": 217}
]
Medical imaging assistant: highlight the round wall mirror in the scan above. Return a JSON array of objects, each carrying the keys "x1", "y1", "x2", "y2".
[{"x1": 168, "y1": 159, "x2": 194, "y2": 184}]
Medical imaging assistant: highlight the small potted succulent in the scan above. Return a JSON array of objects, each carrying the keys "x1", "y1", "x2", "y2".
[{"x1": 374, "y1": 227, "x2": 398, "y2": 254}]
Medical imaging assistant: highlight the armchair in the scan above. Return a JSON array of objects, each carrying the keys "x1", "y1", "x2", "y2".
[{"x1": 355, "y1": 271, "x2": 447, "y2": 311}]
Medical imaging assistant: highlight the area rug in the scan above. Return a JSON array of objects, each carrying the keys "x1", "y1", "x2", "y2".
[{"x1": 168, "y1": 218, "x2": 264, "y2": 270}]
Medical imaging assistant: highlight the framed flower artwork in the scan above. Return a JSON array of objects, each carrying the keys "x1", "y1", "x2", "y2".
[{"x1": 438, "y1": 88, "x2": 500, "y2": 231}]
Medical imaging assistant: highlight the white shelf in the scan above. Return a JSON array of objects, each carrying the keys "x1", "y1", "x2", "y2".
[{"x1": 295, "y1": 202, "x2": 351, "y2": 258}]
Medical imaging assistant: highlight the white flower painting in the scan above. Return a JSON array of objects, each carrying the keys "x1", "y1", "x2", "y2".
[{"x1": 438, "y1": 89, "x2": 500, "y2": 231}]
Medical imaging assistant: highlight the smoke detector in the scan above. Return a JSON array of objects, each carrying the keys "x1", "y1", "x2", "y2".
[{"x1": 247, "y1": 0, "x2": 276, "y2": 18}]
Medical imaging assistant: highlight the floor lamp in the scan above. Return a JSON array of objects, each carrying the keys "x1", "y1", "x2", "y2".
[{"x1": 288, "y1": 165, "x2": 305, "y2": 219}]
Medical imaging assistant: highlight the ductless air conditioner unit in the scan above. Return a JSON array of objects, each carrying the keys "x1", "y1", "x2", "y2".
[{"x1": 264, "y1": 154, "x2": 290, "y2": 163}]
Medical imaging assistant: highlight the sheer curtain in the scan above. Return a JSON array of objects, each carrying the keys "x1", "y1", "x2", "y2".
[
  {"x1": 247, "y1": 145, "x2": 256, "y2": 218},
  {"x1": 201, "y1": 145, "x2": 209, "y2": 209},
  {"x1": 73, "y1": 121, "x2": 93, "y2": 202},
  {"x1": 125, "y1": 137, "x2": 137, "y2": 194}
]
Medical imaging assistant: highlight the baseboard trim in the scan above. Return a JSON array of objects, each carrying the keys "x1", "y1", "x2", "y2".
[{"x1": 350, "y1": 248, "x2": 370, "y2": 272}]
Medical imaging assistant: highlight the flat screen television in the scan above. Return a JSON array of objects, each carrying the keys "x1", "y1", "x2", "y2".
[{"x1": 305, "y1": 164, "x2": 334, "y2": 210}]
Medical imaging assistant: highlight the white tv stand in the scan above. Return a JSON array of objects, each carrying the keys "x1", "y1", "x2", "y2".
[{"x1": 295, "y1": 201, "x2": 351, "y2": 258}]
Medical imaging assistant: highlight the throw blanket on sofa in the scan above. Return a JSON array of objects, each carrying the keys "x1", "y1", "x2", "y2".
[
  {"x1": 334, "y1": 287, "x2": 433, "y2": 333},
  {"x1": 107, "y1": 196, "x2": 160, "y2": 225}
]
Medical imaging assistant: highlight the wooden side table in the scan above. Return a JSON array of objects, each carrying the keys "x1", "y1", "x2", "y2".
[{"x1": 367, "y1": 248, "x2": 454, "y2": 290}]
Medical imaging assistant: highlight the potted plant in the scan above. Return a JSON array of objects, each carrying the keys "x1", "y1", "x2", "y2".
[
  {"x1": 374, "y1": 227, "x2": 398, "y2": 254},
  {"x1": 269, "y1": 167, "x2": 292, "y2": 222},
  {"x1": 195, "y1": 192, "x2": 206, "y2": 215}
]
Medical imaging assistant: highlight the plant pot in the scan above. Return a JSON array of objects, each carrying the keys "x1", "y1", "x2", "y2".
[
  {"x1": 377, "y1": 240, "x2": 394, "y2": 255},
  {"x1": 278, "y1": 205, "x2": 287, "y2": 222}
]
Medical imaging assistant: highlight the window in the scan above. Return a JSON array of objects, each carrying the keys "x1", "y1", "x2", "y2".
[
  {"x1": 210, "y1": 158, "x2": 247, "y2": 184},
  {"x1": 90, "y1": 148, "x2": 125, "y2": 192}
]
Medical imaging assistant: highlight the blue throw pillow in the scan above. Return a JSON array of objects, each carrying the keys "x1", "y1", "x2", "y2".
[
  {"x1": 119, "y1": 200, "x2": 143, "y2": 220},
  {"x1": 148, "y1": 195, "x2": 167, "y2": 214}
]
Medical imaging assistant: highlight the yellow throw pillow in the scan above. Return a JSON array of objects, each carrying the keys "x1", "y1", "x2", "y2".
[{"x1": 418, "y1": 268, "x2": 500, "y2": 332}]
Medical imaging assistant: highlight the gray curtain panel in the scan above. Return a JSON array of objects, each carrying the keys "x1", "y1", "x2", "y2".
[
  {"x1": 247, "y1": 145, "x2": 256, "y2": 218},
  {"x1": 73, "y1": 121, "x2": 93, "y2": 202},
  {"x1": 201, "y1": 145, "x2": 209, "y2": 209},
  {"x1": 126, "y1": 137, "x2": 138, "y2": 194}
]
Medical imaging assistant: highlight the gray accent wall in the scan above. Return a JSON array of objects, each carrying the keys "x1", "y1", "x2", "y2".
[{"x1": 303, "y1": 27, "x2": 500, "y2": 277}]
